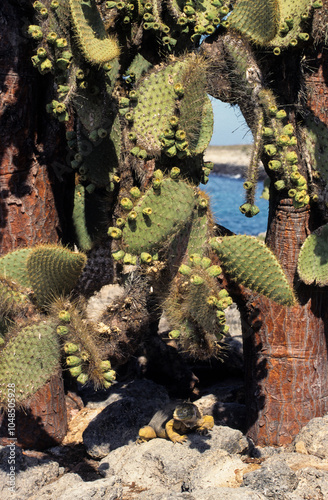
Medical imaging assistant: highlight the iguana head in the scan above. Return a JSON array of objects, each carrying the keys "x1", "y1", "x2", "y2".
[{"x1": 173, "y1": 403, "x2": 201, "y2": 428}]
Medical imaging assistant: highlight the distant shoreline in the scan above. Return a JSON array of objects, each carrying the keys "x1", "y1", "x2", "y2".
[{"x1": 204, "y1": 145, "x2": 267, "y2": 181}]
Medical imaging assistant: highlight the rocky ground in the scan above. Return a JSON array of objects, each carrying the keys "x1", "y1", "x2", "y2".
[{"x1": 1, "y1": 299, "x2": 328, "y2": 500}]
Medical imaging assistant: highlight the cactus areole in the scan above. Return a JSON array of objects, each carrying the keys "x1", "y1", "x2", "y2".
[{"x1": 1, "y1": 0, "x2": 328, "y2": 448}]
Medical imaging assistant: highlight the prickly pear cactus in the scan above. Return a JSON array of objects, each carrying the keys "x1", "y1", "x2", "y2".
[
  {"x1": 297, "y1": 224, "x2": 328, "y2": 286},
  {"x1": 211, "y1": 235, "x2": 296, "y2": 306},
  {"x1": 163, "y1": 253, "x2": 232, "y2": 359},
  {"x1": 20, "y1": 0, "x2": 327, "y2": 380},
  {"x1": 0, "y1": 321, "x2": 61, "y2": 406},
  {"x1": 0, "y1": 245, "x2": 87, "y2": 308}
]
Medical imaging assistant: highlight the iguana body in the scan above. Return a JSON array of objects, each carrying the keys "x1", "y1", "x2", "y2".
[{"x1": 138, "y1": 402, "x2": 214, "y2": 444}]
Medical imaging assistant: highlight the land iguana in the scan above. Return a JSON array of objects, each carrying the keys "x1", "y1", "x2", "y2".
[{"x1": 137, "y1": 402, "x2": 214, "y2": 444}]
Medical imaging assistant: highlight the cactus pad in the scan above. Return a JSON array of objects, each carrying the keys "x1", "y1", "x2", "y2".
[
  {"x1": 212, "y1": 235, "x2": 296, "y2": 306},
  {"x1": 297, "y1": 224, "x2": 328, "y2": 286},
  {"x1": 69, "y1": 0, "x2": 120, "y2": 64},
  {"x1": 0, "y1": 321, "x2": 60, "y2": 406},
  {"x1": 0, "y1": 248, "x2": 32, "y2": 287},
  {"x1": 128, "y1": 55, "x2": 212, "y2": 157},
  {"x1": 26, "y1": 245, "x2": 87, "y2": 307},
  {"x1": 116, "y1": 178, "x2": 196, "y2": 255},
  {"x1": 230, "y1": 0, "x2": 316, "y2": 51}
]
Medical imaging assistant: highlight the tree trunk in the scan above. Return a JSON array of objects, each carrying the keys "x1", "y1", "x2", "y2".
[
  {"x1": 242, "y1": 198, "x2": 328, "y2": 446},
  {"x1": 0, "y1": 1, "x2": 74, "y2": 254},
  {"x1": 0, "y1": 371, "x2": 68, "y2": 450}
]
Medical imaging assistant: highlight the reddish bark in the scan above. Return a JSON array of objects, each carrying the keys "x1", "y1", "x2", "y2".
[
  {"x1": 242, "y1": 199, "x2": 328, "y2": 445},
  {"x1": 0, "y1": 2, "x2": 73, "y2": 254},
  {"x1": 0, "y1": 371, "x2": 68, "y2": 450}
]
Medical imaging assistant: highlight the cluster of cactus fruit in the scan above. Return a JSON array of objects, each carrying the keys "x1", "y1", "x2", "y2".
[{"x1": 3, "y1": 0, "x2": 328, "y2": 408}]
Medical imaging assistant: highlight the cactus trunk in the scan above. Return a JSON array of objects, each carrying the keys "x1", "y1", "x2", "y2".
[
  {"x1": 0, "y1": 371, "x2": 67, "y2": 450},
  {"x1": 242, "y1": 199, "x2": 328, "y2": 445}
]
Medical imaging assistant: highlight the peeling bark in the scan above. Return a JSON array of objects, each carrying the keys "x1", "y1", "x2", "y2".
[{"x1": 242, "y1": 199, "x2": 328, "y2": 445}]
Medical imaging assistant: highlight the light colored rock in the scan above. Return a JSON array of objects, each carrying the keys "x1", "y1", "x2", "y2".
[
  {"x1": 284, "y1": 467, "x2": 328, "y2": 499},
  {"x1": 62, "y1": 407, "x2": 103, "y2": 446},
  {"x1": 0, "y1": 446, "x2": 61, "y2": 500},
  {"x1": 99, "y1": 426, "x2": 248, "y2": 493},
  {"x1": 29, "y1": 472, "x2": 122, "y2": 500},
  {"x1": 293, "y1": 414, "x2": 328, "y2": 459},
  {"x1": 242, "y1": 456, "x2": 299, "y2": 498},
  {"x1": 137, "y1": 487, "x2": 267, "y2": 499},
  {"x1": 85, "y1": 284, "x2": 124, "y2": 323}
]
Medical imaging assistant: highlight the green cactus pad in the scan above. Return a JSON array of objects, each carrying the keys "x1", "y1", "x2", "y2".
[
  {"x1": 0, "y1": 321, "x2": 60, "y2": 406},
  {"x1": 212, "y1": 235, "x2": 296, "y2": 306},
  {"x1": 0, "y1": 248, "x2": 32, "y2": 287},
  {"x1": 129, "y1": 55, "x2": 212, "y2": 156},
  {"x1": 297, "y1": 224, "x2": 328, "y2": 286},
  {"x1": 229, "y1": 0, "x2": 279, "y2": 44},
  {"x1": 119, "y1": 178, "x2": 196, "y2": 254},
  {"x1": 69, "y1": 0, "x2": 119, "y2": 64},
  {"x1": 230, "y1": 0, "x2": 315, "y2": 50},
  {"x1": 26, "y1": 245, "x2": 87, "y2": 307}
]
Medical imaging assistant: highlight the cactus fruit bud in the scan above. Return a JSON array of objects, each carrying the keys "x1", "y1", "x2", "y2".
[
  {"x1": 69, "y1": 365, "x2": 83, "y2": 377},
  {"x1": 277, "y1": 135, "x2": 290, "y2": 147},
  {"x1": 174, "y1": 83, "x2": 184, "y2": 97},
  {"x1": 216, "y1": 310, "x2": 226, "y2": 324},
  {"x1": 218, "y1": 289, "x2": 229, "y2": 299},
  {"x1": 170, "y1": 167, "x2": 180, "y2": 179},
  {"x1": 286, "y1": 151, "x2": 298, "y2": 164},
  {"x1": 189, "y1": 253, "x2": 202, "y2": 266},
  {"x1": 217, "y1": 297, "x2": 233, "y2": 309},
  {"x1": 28, "y1": 25, "x2": 43, "y2": 40},
  {"x1": 100, "y1": 360, "x2": 112, "y2": 371},
  {"x1": 130, "y1": 187, "x2": 141, "y2": 199},
  {"x1": 206, "y1": 265, "x2": 222, "y2": 277},
  {"x1": 57, "y1": 325, "x2": 69, "y2": 335},
  {"x1": 120, "y1": 198, "x2": 134, "y2": 210},
  {"x1": 140, "y1": 252, "x2": 152, "y2": 264},
  {"x1": 243, "y1": 181, "x2": 254, "y2": 190},
  {"x1": 128, "y1": 210, "x2": 138, "y2": 221},
  {"x1": 152, "y1": 178, "x2": 162, "y2": 189},
  {"x1": 112, "y1": 250, "x2": 125, "y2": 261},
  {"x1": 198, "y1": 198, "x2": 208, "y2": 209},
  {"x1": 268, "y1": 160, "x2": 282, "y2": 171},
  {"x1": 262, "y1": 127, "x2": 274, "y2": 137},
  {"x1": 190, "y1": 275, "x2": 205, "y2": 285},
  {"x1": 168, "y1": 330, "x2": 181, "y2": 339},
  {"x1": 179, "y1": 264, "x2": 192, "y2": 276},
  {"x1": 103, "y1": 370, "x2": 116, "y2": 382},
  {"x1": 283, "y1": 124, "x2": 294, "y2": 136},
  {"x1": 264, "y1": 144, "x2": 277, "y2": 156},
  {"x1": 274, "y1": 180, "x2": 286, "y2": 191},
  {"x1": 108, "y1": 227, "x2": 123, "y2": 239},
  {"x1": 276, "y1": 110, "x2": 287, "y2": 120},
  {"x1": 116, "y1": 218, "x2": 125, "y2": 228},
  {"x1": 169, "y1": 116, "x2": 179, "y2": 128},
  {"x1": 77, "y1": 373, "x2": 89, "y2": 385},
  {"x1": 123, "y1": 253, "x2": 137, "y2": 265},
  {"x1": 64, "y1": 343, "x2": 79, "y2": 354},
  {"x1": 142, "y1": 207, "x2": 152, "y2": 216},
  {"x1": 66, "y1": 355, "x2": 82, "y2": 367},
  {"x1": 58, "y1": 310, "x2": 71, "y2": 322}
]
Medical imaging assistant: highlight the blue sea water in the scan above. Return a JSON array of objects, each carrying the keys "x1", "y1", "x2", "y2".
[{"x1": 203, "y1": 174, "x2": 269, "y2": 236}]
